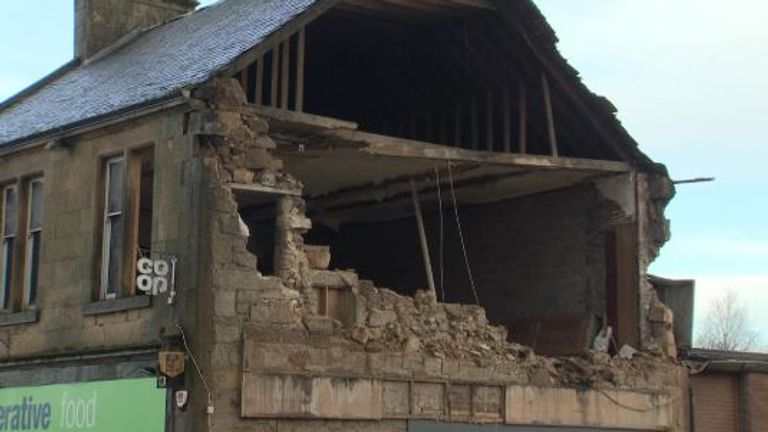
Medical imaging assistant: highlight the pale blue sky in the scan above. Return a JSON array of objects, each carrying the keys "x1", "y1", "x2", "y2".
[{"x1": 1, "y1": 1, "x2": 766, "y2": 345}]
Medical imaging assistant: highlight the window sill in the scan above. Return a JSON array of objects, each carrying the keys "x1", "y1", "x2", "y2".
[
  {"x1": 0, "y1": 309, "x2": 40, "y2": 327},
  {"x1": 82, "y1": 296, "x2": 152, "y2": 316}
]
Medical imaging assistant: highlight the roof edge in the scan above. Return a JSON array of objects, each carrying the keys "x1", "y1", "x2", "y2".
[
  {"x1": 0, "y1": 94, "x2": 187, "y2": 154},
  {"x1": 0, "y1": 59, "x2": 80, "y2": 112}
]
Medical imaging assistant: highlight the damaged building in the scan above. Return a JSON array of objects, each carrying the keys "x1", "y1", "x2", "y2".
[{"x1": 0, "y1": 0, "x2": 692, "y2": 430}]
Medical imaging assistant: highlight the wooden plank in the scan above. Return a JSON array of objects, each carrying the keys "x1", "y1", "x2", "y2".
[
  {"x1": 470, "y1": 96, "x2": 479, "y2": 150},
  {"x1": 328, "y1": 129, "x2": 631, "y2": 172},
  {"x1": 613, "y1": 223, "x2": 639, "y2": 348},
  {"x1": 494, "y1": 1, "x2": 643, "y2": 164},
  {"x1": 295, "y1": 27, "x2": 306, "y2": 112},
  {"x1": 542, "y1": 72, "x2": 558, "y2": 157},
  {"x1": 502, "y1": 87, "x2": 512, "y2": 153},
  {"x1": 439, "y1": 108, "x2": 447, "y2": 145},
  {"x1": 410, "y1": 180, "x2": 436, "y2": 296},
  {"x1": 250, "y1": 105, "x2": 358, "y2": 131},
  {"x1": 518, "y1": 80, "x2": 527, "y2": 154},
  {"x1": 219, "y1": 0, "x2": 338, "y2": 77},
  {"x1": 485, "y1": 91, "x2": 494, "y2": 151},
  {"x1": 122, "y1": 150, "x2": 142, "y2": 297},
  {"x1": 425, "y1": 109, "x2": 433, "y2": 143},
  {"x1": 239, "y1": 69, "x2": 249, "y2": 100},
  {"x1": 453, "y1": 100, "x2": 462, "y2": 147},
  {"x1": 255, "y1": 56, "x2": 265, "y2": 106},
  {"x1": 409, "y1": 111, "x2": 417, "y2": 140},
  {"x1": 9, "y1": 179, "x2": 28, "y2": 310},
  {"x1": 280, "y1": 40, "x2": 291, "y2": 109},
  {"x1": 229, "y1": 182, "x2": 302, "y2": 197},
  {"x1": 270, "y1": 47, "x2": 279, "y2": 107}
]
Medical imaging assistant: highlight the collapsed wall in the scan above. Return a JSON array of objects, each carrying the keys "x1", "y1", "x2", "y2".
[{"x1": 188, "y1": 78, "x2": 687, "y2": 432}]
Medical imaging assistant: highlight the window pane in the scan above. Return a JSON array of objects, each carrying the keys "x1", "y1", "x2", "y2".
[
  {"x1": 29, "y1": 181, "x2": 43, "y2": 230},
  {"x1": 1, "y1": 238, "x2": 13, "y2": 309},
  {"x1": 25, "y1": 231, "x2": 41, "y2": 305},
  {"x1": 106, "y1": 215, "x2": 123, "y2": 297},
  {"x1": 3, "y1": 187, "x2": 16, "y2": 237},
  {"x1": 107, "y1": 160, "x2": 124, "y2": 214}
]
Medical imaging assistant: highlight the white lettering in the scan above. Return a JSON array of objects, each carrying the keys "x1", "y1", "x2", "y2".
[
  {"x1": 60, "y1": 391, "x2": 98, "y2": 429},
  {"x1": 153, "y1": 260, "x2": 169, "y2": 276},
  {"x1": 137, "y1": 257, "x2": 153, "y2": 274},
  {"x1": 136, "y1": 275, "x2": 153, "y2": 292}
]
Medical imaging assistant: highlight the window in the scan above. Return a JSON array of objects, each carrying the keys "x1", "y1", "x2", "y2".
[
  {"x1": 1, "y1": 185, "x2": 17, "y2": 309},
  {"x1": 23, "y1": 179, "x2": 43, "y2": 306},
  {"x1": 100, "y1": 157, "x2": 124, "y2": 300},
  {"x1": 98, "y1": 148, "x2": 155, "y2": 301}
]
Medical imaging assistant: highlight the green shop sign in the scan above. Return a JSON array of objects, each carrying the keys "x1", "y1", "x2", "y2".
[{"x1": 0, "y1": 378, "x2": 165, "y2": 431}]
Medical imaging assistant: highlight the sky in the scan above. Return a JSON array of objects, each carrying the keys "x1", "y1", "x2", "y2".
[
  {"x1": 533, "y1": 0, "x2": 768, "y2": 348},
  {"x1": 1, "y1": 1, "x2": 766, "y2": 347}
]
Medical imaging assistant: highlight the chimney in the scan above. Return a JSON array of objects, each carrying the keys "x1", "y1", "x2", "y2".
[{"x1": 75, "y1": 0, "x2": 199, "y2": 60}]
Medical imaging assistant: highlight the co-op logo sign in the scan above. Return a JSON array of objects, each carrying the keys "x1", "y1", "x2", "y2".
[
  {"x1": 136, "y1": 256, "x2": 177, "y2": 296},
  {"x1": 0, "y1": 392, "x2": 96, "y2": 431}
]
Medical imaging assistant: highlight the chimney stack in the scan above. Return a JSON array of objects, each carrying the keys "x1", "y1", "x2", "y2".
[{"x1": 75, "y1": 0, "x2": 199, "y2": 60}]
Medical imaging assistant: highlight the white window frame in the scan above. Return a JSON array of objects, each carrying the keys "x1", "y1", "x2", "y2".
[
  {"x1": 23, "y1": 178, "x2": 44, "y2": 307},
  {"x1": 100, "y1": 157, "x2": 124, "y2": 300},
  {"x1": 1, "y1": 184, "x2": 17, "y2": 310}
]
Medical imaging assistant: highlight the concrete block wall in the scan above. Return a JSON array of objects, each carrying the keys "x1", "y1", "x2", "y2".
[
  {"x1": 0, "y1": 107, "x2": 198, "y2": 360},
  {"x1": 328, "y1": 185, "x2": 619, "y2": 326}
]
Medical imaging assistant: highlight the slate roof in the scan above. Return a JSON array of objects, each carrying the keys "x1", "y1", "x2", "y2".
[{"x1": 0, "y1": 0, "x2": 318, "y2": 148}]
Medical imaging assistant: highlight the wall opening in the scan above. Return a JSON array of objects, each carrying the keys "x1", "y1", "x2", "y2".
[{"x1": 304, "y1": 184, "x2": 627, "y2": 355}]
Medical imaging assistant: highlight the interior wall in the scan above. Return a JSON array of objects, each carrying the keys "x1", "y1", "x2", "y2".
[{"x1": 308, "y1": 185, "x2": 618, "y2": 327}]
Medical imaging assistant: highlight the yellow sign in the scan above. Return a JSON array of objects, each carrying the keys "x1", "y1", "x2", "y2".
[{"x1": 158, "y1": 350, "x2": 185, "y2": 378}]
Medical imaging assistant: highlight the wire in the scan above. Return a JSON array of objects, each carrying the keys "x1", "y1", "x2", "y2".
[
  {"x1": 434, "y1": 166, "x2": 446, "y2": 302},
  {"x1": 447, "y1": 162, "x2": 480, "y2": 305},
  {"x1": 594, "y1": 388, "x2": 679, "y2": 413},
  {"x1": 177, "y1": 322, "x2": 214, "y2": 432}
]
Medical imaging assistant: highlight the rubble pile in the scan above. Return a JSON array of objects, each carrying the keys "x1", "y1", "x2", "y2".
[
  {"x1": 350, "y1": 283, "x2": 536, "y2": 365},
  {"x1": 340, "y1": 281, "x2": 674, "y2": 389}
]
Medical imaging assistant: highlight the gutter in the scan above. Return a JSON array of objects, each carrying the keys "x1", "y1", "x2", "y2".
[
  {"x1": 0, "y1": 94, "x2": 188, "y2": 156},
  {"x1": 687, "y1": 360, "x2": 768, "y2": 375}
]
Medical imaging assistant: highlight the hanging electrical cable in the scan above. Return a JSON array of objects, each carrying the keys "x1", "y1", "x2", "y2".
[
  {"x1": 447, "y1": 162, "x2": 480, "y2": 305},
  {"x1": 434, "y1": 166, "x2": 446, "y2": 302},
  {"x1": 177, "y1": 322, "x2": 215, "y2": 432}
]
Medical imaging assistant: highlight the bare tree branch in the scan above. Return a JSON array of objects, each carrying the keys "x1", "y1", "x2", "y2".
[{"x1": 696, "y1": 289, "x2": 761, "y2": 351}]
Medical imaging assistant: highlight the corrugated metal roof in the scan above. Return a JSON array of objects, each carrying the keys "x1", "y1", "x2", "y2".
[{"x1": 0, "y1": 0, "x2": 319, "y2": 147}]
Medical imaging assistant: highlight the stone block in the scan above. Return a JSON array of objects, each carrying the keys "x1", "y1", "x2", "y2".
[
  {"x1": 215, "y1": 291, "x2": 237, "y2": 317},
  {"x1": 505, "y1": 386, "x2": 673, "y2": 430},
  {"x1": 369, "y1": 353, "x2": 407, "y2": 378},
  {"x1": 458, "y1": 362, "x2": 492, "y2": 382},
  {"x1": 472, "y1": 386, "x2": 503, "y2": 419},
  {"x1": 368, "y1": 309, "x2": 396, "y2": 327},
  {"x1": 303, "y1": 316, "x2": 334, "y2": 336},
  {"x1": 448, "y1": 384, "x2": 471, "y2": 418},
  {"x1": 233, "y1": 168, "x2": 255, "y2": 184},
  {"x1": 311, "y1": 270, "x2": 358, "y2": 289},
  {"x1": 442, "y1": 358, "x2": 459, "y2": 377},
  {"x1": 382, "y1": 381, "x2": 410, "y2": 418},
  {"x1": 212, "y1": 343, "x2": 241, "y2": 368},
  {"x1": 411, "y1": 382, "x2": 445, "y2": 418},
  {"x1": 423, "y1": 357, "x2": 443, "y2": 378},
  {"x1": 214, "y1": 322, "x2": 242, "y2": 343},
  {"x1": 250, "y1": 299, "x2": 300, "y2": 325},
  {"x1": 304, "y1": 245, "x2": 331, "y2": 270}
]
